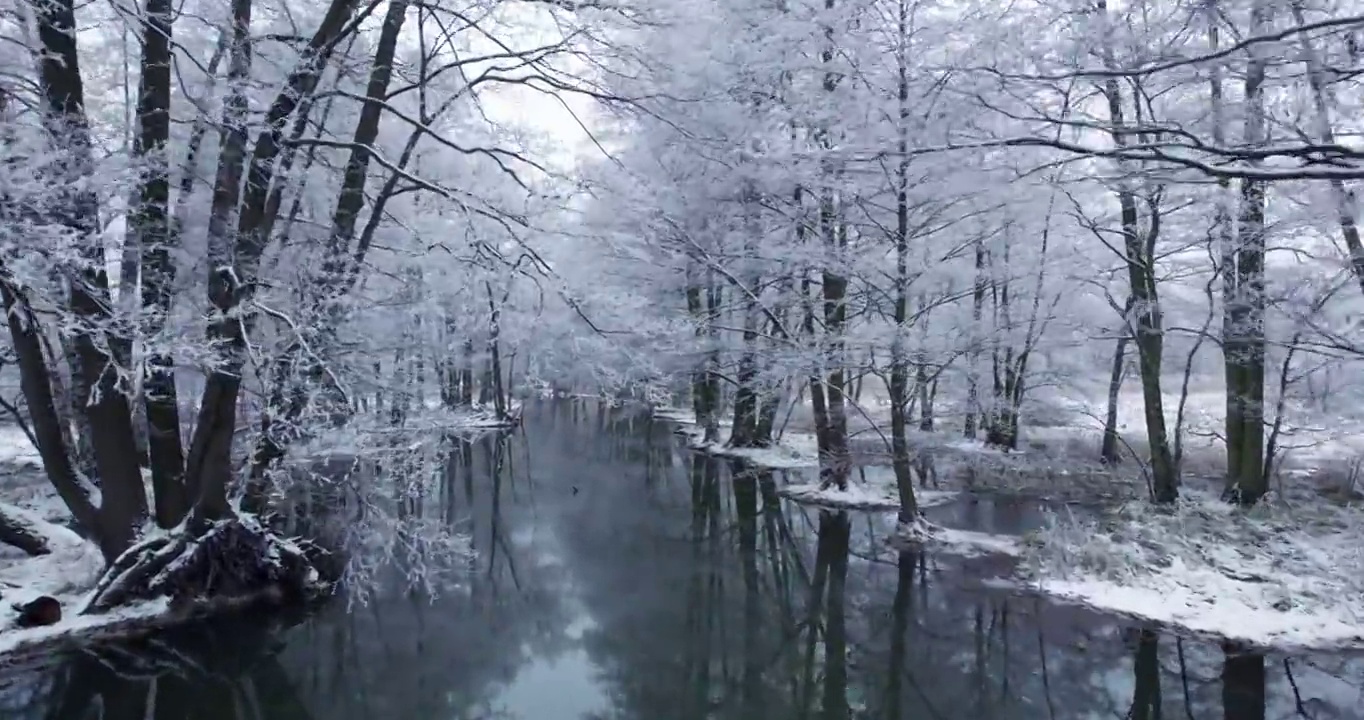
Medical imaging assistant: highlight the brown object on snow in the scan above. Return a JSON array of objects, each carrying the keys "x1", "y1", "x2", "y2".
[{"x1": 13, "y1": 596, "x2": 61, "y2": 627}]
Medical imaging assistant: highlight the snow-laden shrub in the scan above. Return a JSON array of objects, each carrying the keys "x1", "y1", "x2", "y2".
[{"x1": 1023, "y1": 505, "x2": 1165, "y2": 584}]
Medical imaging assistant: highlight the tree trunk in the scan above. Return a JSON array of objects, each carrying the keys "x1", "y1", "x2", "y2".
[
  {"x1": 440, "y1": 315, "x2": 459, "y2": 408},
  {"x1": 0, "y1": 285, "x2": 99, "y2": 540},
  {"x1": 1225, "y1": 0, "x2": 1270, "y2": 505},
  {"x1": 250, "y1": 0, "x2": 407, "y2": 494},
  {"x1": 685, "y1": 268, "x2": 712, "y2": 434},
  {"x1": 32, "y1": 0, "x2": 149, "y2": 556},
  {"x1": 59, "y1": 317, "x2": 96, "y2": 484},
  {"x1": 132, "y1": 0, "x2": 188, "y2": 528},
  {"x1": 915, "y1": 362, "x2": 932, "y2": 432},
  {"x1": 485, "y1": 282, "x2": 507, "y2": 418},
  {"x1": 890, "y1": 356, "x2": 918, "y2": 523},
  {"x1": 320, "y1": 0, "x2": 410, "y2": 286},
  {"x1": 701, "y1": 277, "x2": 723, "y2": 443},
  {"x1": 1099, "y1": 0, "x2": 1177, "y2": 502},
  {"x1": 459, "y1": 338, "x2": 475, "y2": 405},
  {"x1": 754, "y1": 385, "x2": 780, "y2": 448},
  {"x1": 730, "y1": 188, "x2": 765, "y2": 449},
  {"x1": 889, "y1": 2, "x2": 919, "y2": 524},
  {"x1": 731, "y1": 328, "x2": 761, "y2": 448},
  {"x1": 186, "y1": 0, "x2": 253, "y2": 520},
  {"x1": 1100, "y1": 295, "x2": 1134, "y2": 465},
  {"x1": 814, "y1": 0, "x2": 849, "y2": 491},
  {"x1": 820, "y1": 257, "x2": 850, "y2": 488},
  {"x1": 964, "y1": 236, "x2": 986, "y2": 439},
  {"x1": 985, "y1": 240, "x2": 1017, "y2": 450},
  {"x1": 1125, "y1": 204, "x2": 1177, "y2": 502},
  {"x1": 390, "y1": 345, "x2": 409, "y2": 426}
]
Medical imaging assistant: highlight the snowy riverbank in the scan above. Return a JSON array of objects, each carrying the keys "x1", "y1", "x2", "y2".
[
  {"x1": 0, "y1": 502, "x2": 169, "y2": 656},
  {"x1": 778, "y1": 481, "x2": 958, "y2": 510},
  {"x1": 1018, "y1": 489, "x2": 1364, "y2": 651},
  {"x1": 653, "y1": 406, "x2": 821, "y2": 469},
  {"x1": 0, "y1": 402, "x2": 519, "y2": 658}
]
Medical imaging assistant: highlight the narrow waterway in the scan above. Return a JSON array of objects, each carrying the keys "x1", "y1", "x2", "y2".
[{"x1": 3, "y1": 400, "x2": 1361, "y2": 719}]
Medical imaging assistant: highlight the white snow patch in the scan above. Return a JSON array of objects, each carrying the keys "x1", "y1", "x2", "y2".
[
  {"x1": 5, "y1": 492, "x2": 69, "y2": 525},
  {"x1": 0, "y1": 426, "x2": 39, "y2": 468},
  {"x1": 898, "y1": 427, "x2": 1012, "y2": 457},
  {"x1": 780, "y1": 482, "x2": 958, "y2": 511},
  {"x1": 894, "y1": 519, "x2": 1023, "y2": 557},
  {"x1": 406, "y1": 401, "x2": 523, "y2": 430},
  {"x1": 1036, "y1": 568, "x2": 1364, "y2": 651},
  {"x1": 654, "y1": 405, "x2": 820, "y2": 469},
  {"x1": 432, "y1": 400, "x2": 523, "y2": 430},
  {"x1": 0, "y1": 597, "x2": 169, "y2": 657},
  {"x1": 652, "y1": 406, "x2": 696, "y2": 424},
  {"x1": 1021, "y1": 490, "x2": 1364, "y2": 650}
]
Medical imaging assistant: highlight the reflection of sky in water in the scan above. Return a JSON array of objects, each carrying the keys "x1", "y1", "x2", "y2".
[
  {"x1": 497, "y1": 648, "x2": 606, "y2": 720},
  {"x1": 492, "y1": 527, "x2": 607, "y2": 719}
]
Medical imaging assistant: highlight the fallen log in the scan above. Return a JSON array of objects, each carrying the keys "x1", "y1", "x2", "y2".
[{"x1": 0, "y1": 501, "x2": 76, "y2": 557}]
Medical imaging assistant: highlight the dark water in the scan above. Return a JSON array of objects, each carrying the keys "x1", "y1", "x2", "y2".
[{"x1": 3, "y1": 401, "x2": 1362, "y2": 719}]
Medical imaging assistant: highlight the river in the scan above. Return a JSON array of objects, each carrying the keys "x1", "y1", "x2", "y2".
[{"x1": 2, "y1": 400, "x2": 1360, "y2": 719}]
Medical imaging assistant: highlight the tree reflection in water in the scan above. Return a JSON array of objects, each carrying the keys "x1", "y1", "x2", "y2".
[
  {"x1": 29, "y1": 613, "x2": 313, "y2": 720},
  {"x1": 1222, "y1": 641, "x2": 1266, "y2": 720},
  {"x1": 1128, "y1": 627, "x2": 1161, "y2": 720},
  {"x1": 5, "y1": 401, "x2": 1359, "y2": 720}
]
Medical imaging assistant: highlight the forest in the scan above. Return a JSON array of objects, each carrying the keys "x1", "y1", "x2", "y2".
[{"x1": 0, "y1": 0, "x2": 1363, "y2": 665}]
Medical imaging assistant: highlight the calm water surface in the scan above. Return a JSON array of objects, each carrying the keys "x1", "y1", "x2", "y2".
[{"x1": 3, "y1": 401, "x2": 1362, "y2": 719}]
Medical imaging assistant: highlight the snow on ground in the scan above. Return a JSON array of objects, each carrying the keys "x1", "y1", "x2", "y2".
[
  {"x1": 0, "y1": 427, "x2": 39, "y2": 469},
  {"x1": 414, "y1": 400, "x2": 524, "y2": 430},
  {"x1": 895, "y1": 518, "x2": 1023, "y2": 558},
  {"x1": 1042, "y1": 382, "x2": 1364, "y2": 478},
  {"x1": 0, "y1": 505, "x2": 170, "y2": 656},
  {"x1": 0, "y1": 597, "x2": 169, "y2": 658},
  {"x1": 1019, "y1": 489, "x2": 1364, "y2": 651},
  {"x1": 654, "y1": 406, "x2": 821, "y2": 469},
  {"x1": 780, "y1": 481, "x2": 958, "y2": 511},
  {"x1": 651, "y1": 406, "x2": 696, "y2": 425},
  {"x1": 2, "y1": 489, "x2": 70, "y2": 527}
]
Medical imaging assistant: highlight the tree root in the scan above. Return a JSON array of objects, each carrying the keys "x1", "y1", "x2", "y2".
[{"x1": 82, "y1": 516, "x2": 327, "y2": 615}]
